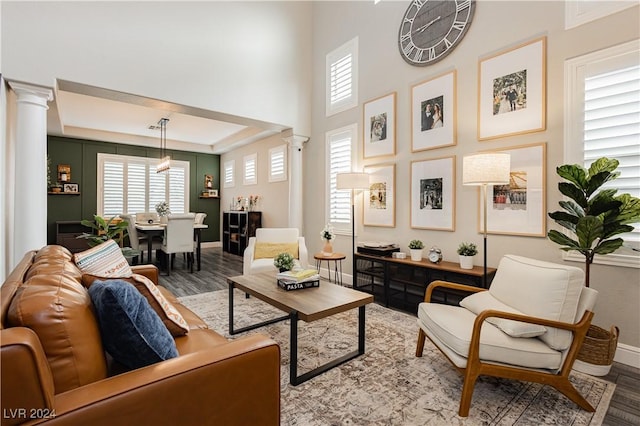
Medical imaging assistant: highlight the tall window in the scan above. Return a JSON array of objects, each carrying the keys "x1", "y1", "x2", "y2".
[
  {"x1": 565, "y1": 39, "x2": 639, "y2": 266},
  {"x1": 326, "y1": 124, "x2": 357, "y2": 233},
  {"x1": 98, "y1": 153, "x2": 189, "y2": 217},
  {"x1": 223, "y1": 160, "x2": 235, "y2": 188},
  {"x1": 269, "y1": 144, "x2": 287, "y2": 182},
  {"x1": 326, "y1": 37, "x2": 358, "y2": 117},
  {"x1": 243, "y1": 153, "x2": 257, "y2": 185}
]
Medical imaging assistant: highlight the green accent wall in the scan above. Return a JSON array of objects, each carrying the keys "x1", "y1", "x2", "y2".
[{"x1": 47, "y1": 136, "x2": 221, "y2": 244}]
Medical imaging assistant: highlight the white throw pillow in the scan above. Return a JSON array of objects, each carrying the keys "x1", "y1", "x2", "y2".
[
  {"x1": 74, "y1": 239, "x2": 133, "y2": 278},
  {"x1": 460, "y1": 291, "x2": 547, "y2": 338}
]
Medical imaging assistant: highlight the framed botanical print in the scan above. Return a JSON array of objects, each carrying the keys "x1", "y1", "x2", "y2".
[
  {"x1": 411, "y1": 70, "x2": 457, "y2": 152},
  {"x1": 363, "y1": 92, "x2": 396, "y2": 159},
  {"x1": 478, "y1": 36, "x2": 546, "y2": 140},
  {"x1": 363, "y1": 163, "x2": 395, "y2": 227},
  {"x1": 411, "y1": 156, "x2": 456, "y2": 231}
]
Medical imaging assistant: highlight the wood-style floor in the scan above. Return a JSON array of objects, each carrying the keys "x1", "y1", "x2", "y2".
[{"x1": 158, "y1": 248, "x2": 640, "y2": 426}]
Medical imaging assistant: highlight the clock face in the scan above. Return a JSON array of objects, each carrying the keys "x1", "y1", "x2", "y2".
[
  {"x1": 428, "y1": 247, "x2": 442, "y2": 263},
  {"x1": 398, "y1": 0, "x2": 475, "y2": 66}
]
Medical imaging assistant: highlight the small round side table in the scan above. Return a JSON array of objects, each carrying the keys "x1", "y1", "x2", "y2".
[{"x1": 313, "y1": 252, "x2": 346, "y2": 286}]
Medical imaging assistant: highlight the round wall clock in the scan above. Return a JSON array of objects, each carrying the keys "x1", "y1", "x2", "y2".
[{"x1": 398, "y1": 0, "x2": 476, "y2": 66}]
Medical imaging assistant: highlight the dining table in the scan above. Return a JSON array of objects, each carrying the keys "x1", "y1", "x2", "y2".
[{"x1": 135, "y1": 223, "x2": 208, "y2": 271}]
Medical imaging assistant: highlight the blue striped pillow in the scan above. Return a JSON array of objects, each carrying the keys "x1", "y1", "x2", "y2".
[{"x1": 74, "y1": 239, "x2": 133, "y2": 278}]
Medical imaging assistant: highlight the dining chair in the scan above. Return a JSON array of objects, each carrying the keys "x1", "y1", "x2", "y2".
[
  {"x1": 121, "y1": 214, "x2": 161, "y2": 263},
  {"x1": 194, "y1": 212, "x2": 207, "y2": 225},
  {"x1": 160, "y1": 213, "x2": 196, "y2": 275}
]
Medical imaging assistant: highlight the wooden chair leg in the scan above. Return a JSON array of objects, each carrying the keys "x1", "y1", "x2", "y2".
[
  {"x1": 459, "y1": 368, "x2": 479, "y2": 417},
  {"x1": 416, "y1": 329, "x2": 426, "y2": 357},
  {"x1": 553, "y1": 378, "x2": 595, "y2": 412}
]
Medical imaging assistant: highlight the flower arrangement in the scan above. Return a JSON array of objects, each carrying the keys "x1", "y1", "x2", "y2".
[
  {"x1": 155, "y1": 201, "x2": 171, "y2": 217},
  {"x1": 273, "y1": 252, "x2": 295, "y2": 272},
  {"x1": 249, "y1": 195, "x2": 260, "y2": 210},
  {"x1": 457, "y1": 242, "x2": 478, "y2": 256},
  {"x1": 320, "y1": 223, "x2": 335, "y2": 241},
  {"x1": 408, "y1": 239, "x2": 424, "y2": 250}
]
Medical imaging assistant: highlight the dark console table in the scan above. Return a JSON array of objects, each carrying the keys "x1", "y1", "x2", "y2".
[{"x1": 354, "y1": 253, "x2": 497, "y2": 314}]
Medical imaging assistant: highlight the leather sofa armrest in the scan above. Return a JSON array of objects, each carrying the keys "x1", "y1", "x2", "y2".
[
  {"x1": 1, "y1": 328, "x2": 56, "y2": 426},
  {"x1": 130, "y1": 264, "x2": 159, "y2": 285},
  {"x1": 50, "y1": 334, "x2": 280, "y2": 426}
]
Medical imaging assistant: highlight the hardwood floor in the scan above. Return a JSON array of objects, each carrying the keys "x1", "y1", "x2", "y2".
[{"x1": 159, "y1": 248, "x2": 640, "y2": 426}]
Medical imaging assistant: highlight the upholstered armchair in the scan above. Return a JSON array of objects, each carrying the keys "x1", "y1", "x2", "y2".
[
  {"x1": 416, "y1": 255, "x2": 598, "y2": 417},
  {"x1": 243, "y1": 228, "x2": 308, "y2": 275}
]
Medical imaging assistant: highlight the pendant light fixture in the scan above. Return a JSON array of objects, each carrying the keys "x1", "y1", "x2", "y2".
[{"x1": 156, "y1": 117, "x2": 171, "y2": 173}]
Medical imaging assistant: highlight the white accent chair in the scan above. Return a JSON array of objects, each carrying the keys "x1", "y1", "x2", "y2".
[
  {"x1": 243, "y1": 228, "x2": 309, "y2": 275},
  {"x1": 160, "y1": 213, "x2": 196, "y2": 275},
  {"x1": 416, "y1": 255, "x2": 598, "y2": 417},
  {"x1": 121, "y1": 214, "x2": 162, "y2": 263}
]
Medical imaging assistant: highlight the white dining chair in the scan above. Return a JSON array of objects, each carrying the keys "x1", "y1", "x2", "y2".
[
  {"x1": 121, "y1": 214, "x2": 161, "y2": 263},
  {"x1": 160, "y1": 213, "x2": 196, "y2": 275}
]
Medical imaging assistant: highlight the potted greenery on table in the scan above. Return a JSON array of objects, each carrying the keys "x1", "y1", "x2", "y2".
[
  {"x1": 273, "y1": 252, "x2": 295, "y2": 273},
  {"x1": 408, "y1": 239, "x2": 424, "y2": 262},
  {"x1": 457, "y1": 242, "x2": 478, "y2": 270},
  {"x1": 548, "y1": 157, "x2": 640, "y2": 375}
]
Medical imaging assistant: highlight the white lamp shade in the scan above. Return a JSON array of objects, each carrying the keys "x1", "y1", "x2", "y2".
[
  {"x1": 336, "y1": 172, "x2": 370, "y2": 190},
  {"x1": 462, "y1": 152, "x2": 511, "y2": 186}
]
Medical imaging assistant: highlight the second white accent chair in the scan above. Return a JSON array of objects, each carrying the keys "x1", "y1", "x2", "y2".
[
  {"x1": 243, "y1": 228, "x2": 308, "y2": 275},
  {"x1": 121, "y1": 214, "x2": 161, "y2": 263},
  {"x1": 160, "y1": 213, "x2": 196, "y2": 275}
]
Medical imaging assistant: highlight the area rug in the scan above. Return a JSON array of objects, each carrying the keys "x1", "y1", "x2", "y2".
[{"x1": 178, "y1": 289, "x2": 615, "y2": 425}]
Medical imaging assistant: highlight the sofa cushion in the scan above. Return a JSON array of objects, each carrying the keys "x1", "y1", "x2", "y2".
[
  {"x1": 460, "y1": 291, "x2": 547, "y2": 338},
  {"x1": 89, "y1": 279, "x2": 179, "y2": 370},
  {"x1": 74, "y1": 240, "x2": 132, "y2": 278},
  {"x1": 82, "y1": 274, "x2": 189, "y2": 336},
  {"x1": 254, "y1": 242, "x2": 299, "y2": 259},
  {"x1": 488, "y1": 255, "x2": 584, "y2": 350}
]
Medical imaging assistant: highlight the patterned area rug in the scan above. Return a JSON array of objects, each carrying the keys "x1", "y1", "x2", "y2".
[{"x1": 179, "y1": 288, "x2": 615, "y2": 425}]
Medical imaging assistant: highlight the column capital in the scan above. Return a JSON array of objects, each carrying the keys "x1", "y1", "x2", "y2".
[
  {"x1": 283, "y1": 134, "x2": 310, "y2": 150},
  {"x1": 8, "y1": 81, "x2": 54, "y2": 108}
]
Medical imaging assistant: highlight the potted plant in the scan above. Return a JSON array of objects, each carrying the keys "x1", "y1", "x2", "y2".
[
  {"x1": 50, "y1": 183, "x2": 63, "y2": 193},
  {"x1": 548, "y1": 157, "x2": 640, "y2": 375},
  {"x1": 408, "y1": 239, "x2": 424, "y2": 262},
  {"x1": 77, "y1": 215, "x2": 129, "y2": 247},
  {"x1": 457, "y1": 242, "x2": 478, "y2": 270},
  {"x1": 320, "y1": 223, "x2": 335, "y2": 255},
  {"x1": 273, "y1": 252, "x2": 295, "y2": 273},
  {"x1": 155, "y1": 201, "x2": 171, "y2": 223}
]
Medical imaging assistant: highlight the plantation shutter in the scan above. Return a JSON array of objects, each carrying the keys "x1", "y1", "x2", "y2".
[
  {"x1": 326, "y1": 37, "x2": 358, "y2": 116},
  {"x1": 330, "y1": 54, "x2": 352, "y2": 106},
  {"x1": 168, "y1": 166, "x2": 186, "y2": 214},
  {"x1": 148, "y1": 167, "x2": 166, "y2": 213},
  {"x1": 328, "y1": 128, "x2": 353, "y2": 227},
  {"x1": 127, "y1": 162, "x2": 147, "y2": 214},
  {"x1": 269, "y1": 145, "x2": 287, "y2": 182},
  {"x1": 103, "y1": 160, "x2": 124, "y2": 217},
  {"x1": 224, "y1": 160, "x2": 235, "y2": 188},
  {"x1": 244, "y1": 154, "x2": 257, "y2": 185}
]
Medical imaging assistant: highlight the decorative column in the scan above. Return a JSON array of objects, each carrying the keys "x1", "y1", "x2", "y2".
[
  {"x1": 8, "y1": 81, "x2": 53, "y2": 263},
  {"x1": 283, "y1": 134, "x2": 309, "y2": 230}
]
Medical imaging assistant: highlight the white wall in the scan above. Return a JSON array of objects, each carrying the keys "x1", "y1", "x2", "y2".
[{"x1": 306, "y1": 1, "x2": 640, "y2": 353}]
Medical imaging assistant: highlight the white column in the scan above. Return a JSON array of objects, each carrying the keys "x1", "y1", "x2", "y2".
[
  {"x1": 9, "y1": 81, "x2": 53, "y2": 264},
  {"x1": 284, "y1": 134, "x2": 309, "y2": 230}
]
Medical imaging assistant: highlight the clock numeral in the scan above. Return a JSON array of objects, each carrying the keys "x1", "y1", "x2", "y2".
[
  {"x1": 452, "y1": 20, "x2": 467, "y2": 31},
  {"x1": 443, "y1": 38, "x2": 453, "y2": 49},
  {"x1": 404, "y1": 16, "x2": 414, "y2": 26},
  {"x1": 400, "y1": 32, "x2": 411, "y2": 43},
  {"x1": 413, "y1": 0, "x2": 425, "y2": 9},
  {"x1": 403, "y1": 43, "x2": 416, "y2": 57},
  {"x1": 414, "y1": 48, "x2": 424, "y2": 62},
  {"x1": 456, "y1": 0, "x2": 471, "y2": 12},
  {"x1": 428, "y1": 47, "x2": 436, "y2": 60}
]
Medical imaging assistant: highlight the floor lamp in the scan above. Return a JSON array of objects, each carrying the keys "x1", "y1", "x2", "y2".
[
  {"x1": 336, "y1": 172, "x2": 370, "y2": 285},
  {"x1": 462, "y1": 153, "x2": 510, "y2": 288}
]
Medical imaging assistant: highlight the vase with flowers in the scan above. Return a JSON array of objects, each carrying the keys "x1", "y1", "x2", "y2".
[
  {"x1": 248, "y1": 194, "x2": 260, "y2": 211},
  {"x1": 155, "y1": 201, "x2": 171, "y2": 224},
  {"x1": 320, "y1": 224, "x2": 335, "y2": 255}
]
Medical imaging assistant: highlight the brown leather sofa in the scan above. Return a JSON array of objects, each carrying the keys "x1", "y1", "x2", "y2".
[{"x1": 1, "y1": 245, "x2": 280, "y2": 425}]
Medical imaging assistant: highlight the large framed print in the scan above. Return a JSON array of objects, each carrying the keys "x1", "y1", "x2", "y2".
[
  {"x1": 363, "y1": 93, "x2": 396, "y2": 159},
  {"x1": 411, "y1": 156, "x2": 455, "y2": 231},
  {"x1": 478, "y1": 143, "x2": 547, "y2": 236},
  {"x1": 363, "y1": 163, "x2": 395, "y2": 227},
  {"x1": 411, "y1": 71, "x2": 457, "y2": 152},
  {"x1": 478, "y1": 37, "x2": 546, "y2": 140}
]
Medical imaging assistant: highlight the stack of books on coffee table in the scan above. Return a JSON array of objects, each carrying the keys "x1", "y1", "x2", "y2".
[{"x1": 276, "y1": 269, "x2": 321, "y2": 291}]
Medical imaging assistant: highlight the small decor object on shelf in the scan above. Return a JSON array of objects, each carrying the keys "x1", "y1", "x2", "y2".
[
  {"x1": 50, "y1": 183, "x2": 63, "y2": 193},
  {"x1": 57, "y1": 164, "x2": 71, "y2": 182},
  {"x1": 63, "y1": 183, "x2": 79, "y2": 193},
  {"x1": 457, "y1": 242, "x2": 478, "y2": 270},
  {"x1": 428, "y1": 246, "x2": 443, "y2": 264},
  {"x1": 248, "y1": 194, "x2": 260, "y2": 211},
  {"x1": 273, "y1": 252, "x2": 295, "y2": 273},
  {"x1": 155, "y1": 201, "x2": 171, "y2": 224},
  {"x1": 320, "y1": 223, "x2": 335, "y2": 255},
  {"x1": 408, "y1": 239, "x2": 424, "y2": 262},
  {"x1": 205, "y1": 174, "x2": 213, "y2": 189}
]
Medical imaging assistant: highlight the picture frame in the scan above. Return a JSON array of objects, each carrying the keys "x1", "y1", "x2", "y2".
[
  {"x1": 63, "y1": 183, "x2": 79, "y2": 193},
  {"x1": 363, "y1": 92, "x2": 396, "y2": 159},
  {"x1": 57, "y1": 164, "x2": 71, "y2": 182},
  {"x1": 205, "y1": 174, "x2": 213, "y2": 190},
  {"x1": 411, "y1": 70, "x2": 457, "y2": 152},
  {"x1": 410, "y1": 156, "x2": 455, "y2": 231},
  {"x1": 478, "y1": 142, "x2": 547, "y2": 236},
  {"x1": 208, "y1": 189, "x2": 218, "y2": 197},
  {"x1": 478, "y1": 36, "x2": 546, "y2": 140},
  {"x1": 363, "y1": 163, "x2": 395, "y2": 228}
]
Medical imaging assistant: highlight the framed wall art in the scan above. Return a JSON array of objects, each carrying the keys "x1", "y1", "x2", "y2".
[
  {"x1": 205, "y1": 174, "x2": 213, "y2": 190},
  {"x1": 478, "y1": 36, "x2": 547, "y2": 140},
  {"x1": 478, "y1": 142, "x2": 547, "y2": 236},
  {"x1": 363, "y1": 163, "x2": 395, "y2": 227},
  {"x1": 363, "y1": 92, "x2": 396, "y2": 159},
  {"x1": 411, "y1": 70, "x2": 457, "y2": 152},
  {"x1": 410, "y1": 156, "x2": 455, "y2": 231},
  {"x1": 63, "y1": 183, "x2": 79, "y2": 193}
]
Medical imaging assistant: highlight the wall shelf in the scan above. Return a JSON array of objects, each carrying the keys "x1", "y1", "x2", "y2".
[{"x1": 48, "y1": 192, "x2": 81, "y2": 195}]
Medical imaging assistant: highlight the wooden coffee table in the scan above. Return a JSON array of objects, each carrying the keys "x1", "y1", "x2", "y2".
[{"x1": 226, "y1": 273, "x2": 373, "y2": 385}]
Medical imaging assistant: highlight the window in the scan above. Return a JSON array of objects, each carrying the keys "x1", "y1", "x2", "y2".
[
  {"x1": 564, "y1": 39, "x2": 639, "y2": 267},
  {"x1": 326, "y1": 37, "x2": 358, "y2": 116},
  {"x1": 269, "y1": 144, "x2": 287, "y2": 182},
  {"x1": 326, "y1": 124, "x2": 357, "y2": 233},
  {"x1": 98, "y1": 153, "x2": 189, "y2": 217},
  {"x1": 243, "y1": 153, "x2": 257, "y2": 185},
  {"x1": 223, "y1": 160, "x2": 235, "y2": 188},
  {"x1": 565, "y1": 1, "x2": 636, "y2": 29}
]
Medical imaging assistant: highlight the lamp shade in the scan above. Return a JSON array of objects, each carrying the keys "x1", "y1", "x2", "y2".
[
  {"x1": 336, "y1": 172, "x2": 370, "y2": 190},
  {"x1": 462, "y1": 152, "x2": 511, "y2": 186}
]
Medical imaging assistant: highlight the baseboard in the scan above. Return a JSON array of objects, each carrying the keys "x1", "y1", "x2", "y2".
[
  {"x1": 202, "y1": 241, "x2": 221, "y2": 249},
  {"x1": 614, "y1": 342, "x2": 640, "y2": 368}
]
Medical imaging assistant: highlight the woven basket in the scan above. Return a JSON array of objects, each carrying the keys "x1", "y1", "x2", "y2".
[{"x1": 577, "y1": 324, "x2": 619, "y2": 366}]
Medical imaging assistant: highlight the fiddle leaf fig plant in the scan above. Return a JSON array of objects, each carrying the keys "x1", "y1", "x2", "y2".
[
  {"x1": 548, "y1": 157, "x2": 640, "y2": 287},
  {"x1": 78, "y1": 215, "x2": 129, "y2": 247}
]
